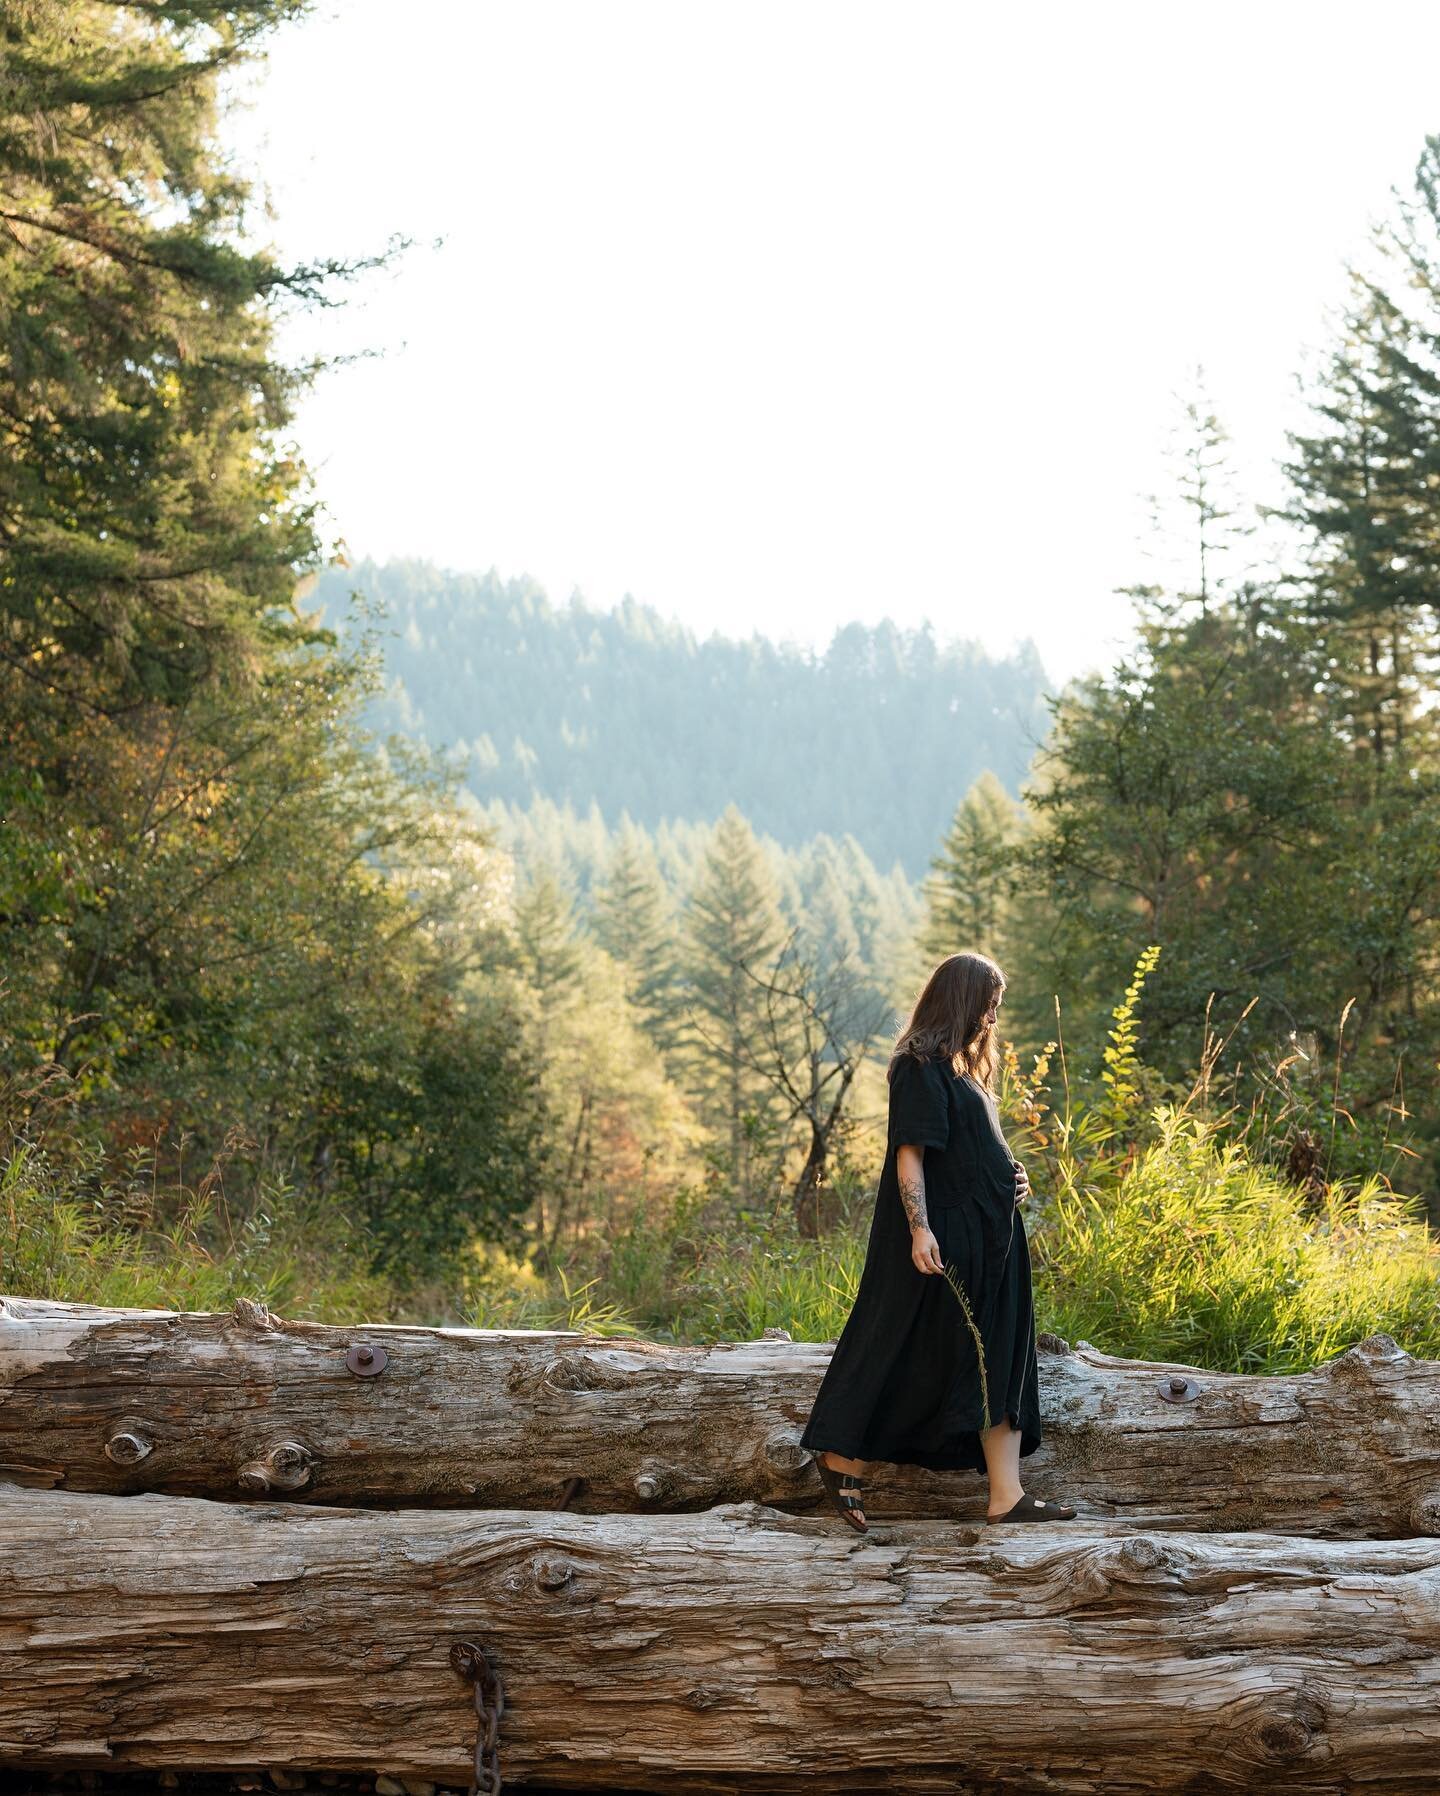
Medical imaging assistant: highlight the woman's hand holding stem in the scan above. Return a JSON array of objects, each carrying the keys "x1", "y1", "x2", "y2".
[{"x1": 897, "y1": 1143, "x2": 943, "y2": 1274}]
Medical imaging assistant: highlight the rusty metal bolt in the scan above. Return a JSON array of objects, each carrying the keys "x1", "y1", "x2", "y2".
[
  {"x1": 533, "y1": 1555, "x2": 574, "y2": 1590},
  {"x1": 345, "y1": 1341, "x2": 388, "y2": 1377}
]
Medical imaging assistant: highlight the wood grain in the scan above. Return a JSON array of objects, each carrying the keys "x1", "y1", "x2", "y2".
[
  {"x1": 4, "y1": 1295, "x2": 1440, "y2": 1535},
  {"x1": 3, "y1": 1484, "x2": 1440, "y2": 1794}
]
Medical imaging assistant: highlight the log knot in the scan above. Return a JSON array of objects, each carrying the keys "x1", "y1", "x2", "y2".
[
  {"x1": 1036, "y1": 1331, "x2": 1071, "y2": 1354},
  {"x1": 1332, "y1": 1332, "x2": 1410, "y2": 1378},
  {"x1": 232, "y1": 1296, "x2": 280, "y2": 1332},
  {"x1": 763, "y1": 1429, "x2": 810, "y2": 1475},
  {"x1": 104, "y1": 1424, "x2": 153, "y2": 1466},
  {"x1": 683, "y1": 1684, "x2": 728, "y2": 1710},
  {"x1": 1117, "y1": 1535, "x2": 1166, "y2": 1573},
  {"x1": 237, "y1": 1439, "x2": 315, "y2": 1496},
  {"x1": 1243, "y1": 1687, "x2": 1328, "y2": 1763},
  {"x1": 1409, "y1": 1487, "x2": 1440, "y2": 1537},
  {"x1": 539, "y1": 1356, "x2": 590, "y2": 1392}
]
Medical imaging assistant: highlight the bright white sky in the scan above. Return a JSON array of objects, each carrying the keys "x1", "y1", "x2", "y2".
[{"x1": 228, "y1": 0, "x2": 1440, "y2": 688}]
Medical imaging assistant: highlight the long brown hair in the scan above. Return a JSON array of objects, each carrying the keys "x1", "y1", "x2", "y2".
[{"x1": 888, "y1": 951, "x2": 1006, "y2": 1091}]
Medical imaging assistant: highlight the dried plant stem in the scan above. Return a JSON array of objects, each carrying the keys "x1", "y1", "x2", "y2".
[{"x1": 940, "y1": 1260, "x2": 991, "y2": 1431}]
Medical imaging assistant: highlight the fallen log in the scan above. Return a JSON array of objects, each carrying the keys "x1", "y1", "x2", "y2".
[
  {"x1": 3, "y1": 1294, "x2": 1440, "y2": 1536},
  {"x1": 2, "y1": 1484, "x2": 1439, "y2": 1795}
]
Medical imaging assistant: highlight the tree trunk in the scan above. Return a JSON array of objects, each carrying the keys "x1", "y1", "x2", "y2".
[
  {"x1": 4, "y1": 1296, "x2": 1440, "y2": 1537},
  {"x1": 3, "y1": 1484, "x2": 1439, "y2": 1794},
  {"x1": 791, "y1": 1124, "x2": 827, "y2": 1238}
]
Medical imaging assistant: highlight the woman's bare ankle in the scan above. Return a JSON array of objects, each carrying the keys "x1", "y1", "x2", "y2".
[{"x1": 820, "y1": 1450, "x2": 867, "y2": 1476}]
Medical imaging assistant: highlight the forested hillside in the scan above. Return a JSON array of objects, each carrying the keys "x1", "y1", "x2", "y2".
[{"x1": 312, "y1": 558, "x2": 1053, "y2": 877}]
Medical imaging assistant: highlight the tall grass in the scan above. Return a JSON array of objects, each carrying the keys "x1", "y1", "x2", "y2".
[
  {"x1": 1030, "y1": 1105, "x2": 1440, "y2": 1369},
  {"x1": 1, "y1": 1122, "x2": 390, "y2": 1323}
]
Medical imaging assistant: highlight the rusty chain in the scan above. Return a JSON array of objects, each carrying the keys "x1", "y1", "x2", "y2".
[{"x1": 449, "y1": 1640, "x2": 504, "y2": 1796}]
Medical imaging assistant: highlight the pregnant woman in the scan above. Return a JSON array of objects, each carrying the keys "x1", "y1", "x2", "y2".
[{"x1": 798, "y1": 949, "x2": 1077, "y2": 1530}]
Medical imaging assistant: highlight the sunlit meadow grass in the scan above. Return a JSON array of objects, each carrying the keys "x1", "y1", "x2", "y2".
[
  {"x1": 1, "y1": 1137, "x2": 390, "y2": 1323},
  {"x1": 1029, "y1": 1104, "x2": 1440, "y2": 1369}
]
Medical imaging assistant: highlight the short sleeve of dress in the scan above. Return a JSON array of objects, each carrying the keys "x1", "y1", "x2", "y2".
[{"x1": 887, "y1": 1053, "x2": 951, "y2": 1151}]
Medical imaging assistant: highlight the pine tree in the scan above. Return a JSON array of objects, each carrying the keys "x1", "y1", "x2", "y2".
[
  {"x1": 0, "y1": 1, "x2": 389, "y2": 721},
  {"x1": 591, "y1": 821, "x2": 682, "y2": 1055},
  {"x1": 511, "y1": 863, "x2": 586, "y2": 1017},
  {"x1": 1279, "y1": 139, "x2": 1440, "y2": 774},
  {"x1": 0, "y1": 4, "x2": 547, "y2": 1268},
  {"x1": 1129, "y1": 367, "x2": 1256, "y2": 624},
  {"x1": 676, "y1": 806, "x2": 790, "y2": 1194},
  {"x1": 921, "y1": 771, "x2": 1024, "y2": 963}
]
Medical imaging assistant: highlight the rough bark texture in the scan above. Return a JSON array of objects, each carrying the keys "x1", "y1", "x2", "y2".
[
  {"x1": 3, "y1": 1485, "x2": 1440, "y2": 1795},
  {"x1": 3, "y1": 1295, "x2": 1440, "y2": 1536}
]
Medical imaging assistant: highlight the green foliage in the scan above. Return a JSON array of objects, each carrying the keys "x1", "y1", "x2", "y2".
[
  {"x1": 920, "y1": 769, "x2": 1026, "y2": 964},
  {"x1": 1030, "y1": 1107, "x2": 1440, "y2": 1370},
  {"x1": 591, "y1": 823, "x2": 684, "y2": 1056},
  {"x1": 2, "y1": 1120, "x2": 389, "y2": 1321},
  {"x1": 1098, "y1": 943, "x2": 1164, "y2": 1137},
  {"x1": 463, "y1": 960, "x2": 1440, "y2": 1371},
  {"x1": 675, "y1": 805, "x2": 793, "y2": 1196},
  {"x1": 0, "y1": 2, "x2": 544, "y2": 1289}
]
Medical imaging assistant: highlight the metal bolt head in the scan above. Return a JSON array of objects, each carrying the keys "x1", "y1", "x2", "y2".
[
  {"x1": 345, "y1": 1342, "x2": 388, "y2": 1378},
  {"x1": 1156, "y1": 1373, "x2": 1201, "y2": 1403}
]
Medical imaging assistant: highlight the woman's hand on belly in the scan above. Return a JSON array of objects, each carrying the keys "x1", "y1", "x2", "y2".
[{"x1": 1012, "y1": 1159, "x2": 1030, "y2": 1206}]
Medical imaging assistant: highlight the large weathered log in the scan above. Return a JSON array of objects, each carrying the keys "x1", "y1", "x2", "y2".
[
  {"x1": 3, "y1": 1484, "x2": 1439, "y2": 1795},
  {"x1": 4, "y1": 1294, "x2": 1440, "y2": 1536}
]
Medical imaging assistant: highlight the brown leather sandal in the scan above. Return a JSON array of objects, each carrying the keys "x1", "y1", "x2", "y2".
[
  {"x1": 987, "y1": 1492, "x2": 1077, "y2": 1523},
  {"x1": 813, "y1": 1453, "x2": 868, "y2": 1533}
]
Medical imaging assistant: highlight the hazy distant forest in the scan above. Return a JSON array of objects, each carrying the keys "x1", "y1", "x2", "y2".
[
  {"x1": 5, "y1": 2, "x2": 1440, "y2": 1364},
  {"x1": 316, "y1": 556, "x2": 1053, "y2": 880}
]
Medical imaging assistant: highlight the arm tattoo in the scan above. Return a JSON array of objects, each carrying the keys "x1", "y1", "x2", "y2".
[{"x1": 897, "y1": 1159, "x2": 929, "y2": 1234}]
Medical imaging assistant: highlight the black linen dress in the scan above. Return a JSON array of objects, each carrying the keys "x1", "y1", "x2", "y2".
[{"x1": 798, "y1": 1051, "x2": 1043, "y2": 1473}]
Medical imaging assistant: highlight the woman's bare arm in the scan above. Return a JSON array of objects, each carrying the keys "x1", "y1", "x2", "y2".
[
  {"x1": 896, "y1": 1144, "x2": 928, "y2": 1231},
  {"x1": 897, "y1": 1144, "x2": 943, "y2": 1274}
]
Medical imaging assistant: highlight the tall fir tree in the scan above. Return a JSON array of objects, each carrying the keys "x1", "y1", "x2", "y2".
[
  {"x1": 591, "y1": 820, "x2": 683, "y2": 1057},
  {"x1": 921, "y1": 770, "x2": 1025, "y2": 965},
  {"x1": 1129, "y1": 366, "x2": 1256, "y2": 624},
  {"x1": 676, "y1": 805, "x2": 790, "y2": 1195},
  {"x1": 1279, "y1": 138, "x2": 1440, "y2": 775},
  {"x1": 0, "y1": 1, "x2": 547, "y2": 1272},
  {"x1": 511, "y1": 863, "x2": 586, "y2": 1018}
]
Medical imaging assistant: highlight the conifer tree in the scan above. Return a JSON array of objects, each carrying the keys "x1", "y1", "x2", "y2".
[
  {"x1": 677, "y1": 805, "x2": 790, "y2": 1194},
  {"x1": 591, "y1": 821, "x2": 683, "y2": 1055},
  {"x1": 921, "y1": 771, "x2": 1025, "y2": 964},
  {"x1": 511, "y1": 863, "x2": 586, "y2": 1017},
  {"x1": 1279, "y1": 138, "x2": 1440, "y2": 773},
  {"x1": 0, "y1": 3, "x2": 545, "y2": 1269}
]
